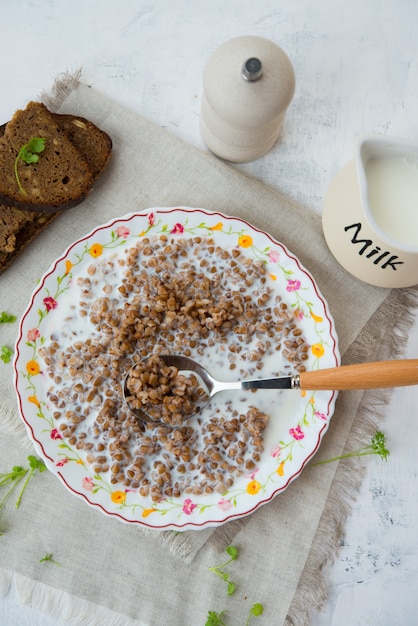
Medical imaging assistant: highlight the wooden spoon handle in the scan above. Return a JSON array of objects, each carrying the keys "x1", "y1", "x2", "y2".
[{"x1": 299, "y1": 359, "x2": 418, "y2": 391}]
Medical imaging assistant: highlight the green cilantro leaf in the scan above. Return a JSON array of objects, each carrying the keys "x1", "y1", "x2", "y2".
[
  {"x1": 225, "y1": 545, "x2": 238, "y2": 560},
  {"x1": 1, "y1": 346, "x2": 13, "y2": 364},
  {"x1": 245, "y1": 603, "x2": 264, "y2": 625},
  {"x1": 14, "y1": 137, "x2": 46, "y2": 194},
  {"x1": 0, "y1": 312, "x2": 16, "y2": 324},
  {"x1": 28, "y1": 455, "x2": 47, "y2": 472},
  {"x1": 205, "y1": 610, "x2": 227, "y2": 626}
]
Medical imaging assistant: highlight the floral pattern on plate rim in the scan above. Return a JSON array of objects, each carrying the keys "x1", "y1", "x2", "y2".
[{"x1": 14, "y1": 207, "x2": 339, "y2": 530}]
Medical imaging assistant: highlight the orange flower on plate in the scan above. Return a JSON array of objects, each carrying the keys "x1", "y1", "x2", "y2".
[
  {"x1": 210, "y1": 222, "x2": 223, "y2": 231},
  {"x1": 28, "y1": 395, "x2": 40, "y2": 407},
  {"x1": 238, "y1": 234, "x2": 253, "y2": 249},
  {"x1": 246, "y1": 479, "x2": 261, "y2": 495},
  {"x1": 142, "y1": 508, "x2": 156, "y2": 518},
  {"x1": 311, "y1": 343, "x2": 325, "y2": 358},
  {"x1": 26, "y1": 360, "x2": 40, "y2": 376},
  {"x1": 65, "y1": 260, "x2": 73, "y2": 275},
  {"x1": 89, "y1": 243, "x2": 103, "y2": 258},
  {"x1": 311, "y1": 311, "x2": 323, "y2": 323},
  {"x1": 111, "y1": 490, "x2": 126, "y2": 504},
  {"x1": 277, "y1": 461, "x2": 285, "y2": 477}
]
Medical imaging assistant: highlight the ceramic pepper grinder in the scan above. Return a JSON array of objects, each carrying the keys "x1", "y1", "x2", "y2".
[{"x1": 200, "y1": 35, "x2": 296, "y2": 163}]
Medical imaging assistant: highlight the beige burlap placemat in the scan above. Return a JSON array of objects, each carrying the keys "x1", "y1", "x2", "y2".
[{"x1": 0, "y1": 74, "x2": 417, "y2": 625}]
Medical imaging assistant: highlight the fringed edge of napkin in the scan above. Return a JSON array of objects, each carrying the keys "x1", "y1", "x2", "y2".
[
  {"x1": 0, "y1": 402, "x2": 34, "y2": 450},
  {"x1": 0, "y1": 569, "x2": 143, "y2": 626},
  {"x1": 285, "y1": 285, "x2": 418, "y2": 626},
  {"x1": 40, "y1": 68, "x2": 83, "y2": 112}
]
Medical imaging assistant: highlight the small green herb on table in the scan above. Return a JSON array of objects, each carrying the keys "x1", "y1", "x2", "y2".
[
  {"x1": 205, "y1": 610, "x2": 228, "y2": 626},
  {"x1": 1, "y1": 345, "x2": 13, "y2": 363},
  {"x1": 204, "y1": 603, "x2": 264, "y2": 626},
  {"x1": 0, "y1": 455, "x2": 46, "y2": 519},
  {"x1": 209, "y1": 545, "x2": 238, "y2": 595},
  {"x1": 14, "y1": 137, "x2": 46, "y2": 195},
  {"x1": 0, "y1": 312, "x2": 16, "y2": 363},
  {"x1": 246, "y1": 603, "x2": 264, "y2": 625},
  {"x1": 310, "y1": 430, "x2": 390, "y2": 466},
  {"x1": 40, "y1": 553, "x2": 61, "y2": 566},
  {"x1": 207, "y1": 546, "x2": 264, "y2": 624},
  {"x1": 0, "y1": 311, "x2": 16, "y2": 324}
]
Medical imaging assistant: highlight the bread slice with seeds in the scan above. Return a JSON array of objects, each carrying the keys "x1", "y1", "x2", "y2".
[
  {"x1": 0, "y1": 101, "x2": 94, "y2": 212},
  {"x1": 0, "y1": 206, "x2": 57, "y2": 272},
  {"x1": 53, "y1": 113, "x2": 112, "y2": 180},
  {"x1": 0, "y1": 111, "x2": 112, "y2": 181}
]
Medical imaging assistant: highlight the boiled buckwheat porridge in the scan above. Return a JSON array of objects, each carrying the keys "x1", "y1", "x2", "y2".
[
  {"x1": 38, "y1": 235, "x2": 309, "y2": 501},
  {"x1": 125, "y1": 354, "x2": 210, "y2": 425}
]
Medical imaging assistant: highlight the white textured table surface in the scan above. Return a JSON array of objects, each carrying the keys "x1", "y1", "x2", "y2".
[{"x1": 1, "y1": 1, "x2": 417, "y2": 625}]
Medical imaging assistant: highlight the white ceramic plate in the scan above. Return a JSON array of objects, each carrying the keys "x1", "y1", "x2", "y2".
[{"x1": 14, "y1": 207, "x2": 339, "y2": 530}]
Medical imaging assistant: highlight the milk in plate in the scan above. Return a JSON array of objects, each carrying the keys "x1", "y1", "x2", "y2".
[{"x1": 366, "y1": 155, "x2": 418, "y2": 247}]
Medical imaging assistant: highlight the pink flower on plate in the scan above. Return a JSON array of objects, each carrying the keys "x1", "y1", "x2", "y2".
[
  {"x1": 246, "y1": 467, "x2": 259, "y2": 480},
  {"x1": 43, "y1": 296, "x2": 58, "y2": 311},
  {"x1": 171, "y1": 223, "x2": 184, "y2": 234},
  {"x1": 268, "y1": 249, "x2": 280, "y2": 263},
  {"x1": 218, "y1": 498, "x2": 233, "y2": 512},
  {"x1": 182, "y1": 498, "x2": 196, "y2": 515},
  {"x1": 289, "y1": 425, "x2": 305, "y2": 441},
  {"x1": 271, "y1": 444, "x2": 282, "y2": 458},
  {"x1": 294, "y1": 308, "x2": 304, "y2": 321},
  {"x1": 314, "y1": 410, "x2": 327, "y2": 421},
  {"x1": 82, "y1": 477, "x2": 94, "y2": 491},
  {"x1": 50, "y1": 428, "x2": 62, "y2": 440},
  {"x1": 56, "y1": 457, "x2": 69, "y2": 467},
  {"x1": 115, "y1": 225, "x2": 130, "y2": 238},
  {"x1": 148, "y1": 212, "x2": 155, "y2": 226},
  {"x1": 27, "y1": 328, "x2": 40, "y2": 342},
  {"x1": 286, "y1": 279, "x2": 301, "y2": 292}
]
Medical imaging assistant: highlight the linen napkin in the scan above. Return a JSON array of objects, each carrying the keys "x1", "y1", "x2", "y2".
[{"x1": 0, "y1": 75, "x2": 416, "y2": 625}]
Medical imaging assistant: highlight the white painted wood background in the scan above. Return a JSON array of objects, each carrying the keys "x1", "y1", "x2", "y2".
[{"x1": 1, "y1": 1, "x2": 417, "y2": 624}]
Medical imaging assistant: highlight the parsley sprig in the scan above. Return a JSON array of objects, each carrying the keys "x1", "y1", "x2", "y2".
[
  {"x1": 209, "y1": 545, "x2": 238, "y2": 595},
  {"x1": 0, "y1": 455, "x2": 46, "y2": 519},
  {"x1": 205, "y1": 604, "x2": 264, "y2": 626},
  {"x1": 0, "y1": 311, "x2": 16, "y2": 324},
  {"x1": 0, "y1": 311, "x2": 16, "y2": 364},
  {"x1": 1, "y1": 345, "x2": 13, "y2": 364},
  {"x1": 246, "y1": 604, "x2": 264, "y2": 625},
  {"x1": 207, "y1": 546, "x2": 264, "y2": 624},
  {"x1": 40, "y1": 553, "x2": 61, "y2": 566},
  {"x1": 14, "y1": 137, "x2": 46, "y2": 195},
  {"x1": 205, "y1": 610, "x2": 227, "y2": 626},
  {"x1": 311, "y1": 430, "x2": 390, "y2": 466}
]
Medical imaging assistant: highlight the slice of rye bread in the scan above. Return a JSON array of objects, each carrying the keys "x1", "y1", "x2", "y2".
[
  {"x1": 53, "y1": 114, "x2": 112, "y2": 180},
  {"x1": 0, "y1": 207, "x2": 57, "y2": 272},
  {"x1": 0, "y1": 101, "x2": 95, "y2": 212},
  {"x1": 0, "y1": 111, "x2": 112, "y2": 181},
  {"x1": 0, "y1": 107, "x2": 112, "y2": 274}
]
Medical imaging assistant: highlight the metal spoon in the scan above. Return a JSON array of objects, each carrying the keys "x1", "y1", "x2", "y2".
[{"x1": 123, "y1": 354, "x2": 418, "y2": 426}]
